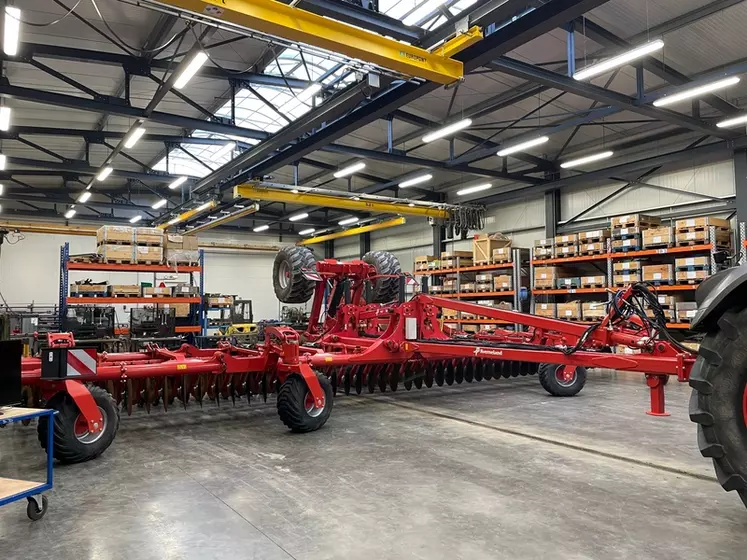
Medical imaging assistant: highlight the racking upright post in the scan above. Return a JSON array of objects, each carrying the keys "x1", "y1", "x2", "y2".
[
  {"x1": 58, "y1": 243, "x2": 70, "y2": 326},
  {"x1": 199, "y1": 249, "x2": 206, "y2": 336},
  {"x1": 739, "y1": 222, "x2": 746, "y2": 266}
]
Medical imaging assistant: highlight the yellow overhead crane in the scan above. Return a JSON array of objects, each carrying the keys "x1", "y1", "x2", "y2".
[
  {"x1": 233, "y1": 183, "x2": 450, "y2": 219},
  {"x1": 145, "y1": 0, "x2": 482, "y2": 84},
  {"x1": 297, "y1": 217, "x2": 406, "y2": 246}
]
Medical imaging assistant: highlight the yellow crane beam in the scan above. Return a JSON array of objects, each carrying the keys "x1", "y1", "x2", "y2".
[
  {"x1": 233, "y1": 184, "x2": 450, "y2": 219},
  {"x1": 157, "y1": 200, "x2": 218, "y2": 230},
  {"x1": 297, "y1": 217, "x2": 406, "y2": 245},
  {"x1": 150, "y1": 0, "x2": 477, "y2": 84},
  {"x1": 183, "y1": 203, "x2": 259, "y2": 235}
]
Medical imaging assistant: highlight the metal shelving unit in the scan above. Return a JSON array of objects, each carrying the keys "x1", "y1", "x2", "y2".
[{"x1": 59, "y1": 242, "x2": 206, "y2": 337}]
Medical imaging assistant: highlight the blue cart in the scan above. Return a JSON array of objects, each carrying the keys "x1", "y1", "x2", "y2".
[{"x1": 0, "y1": 407, "x2": 55, "y2": 520}]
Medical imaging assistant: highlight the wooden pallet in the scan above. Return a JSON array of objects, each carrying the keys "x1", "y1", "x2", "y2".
[
  {"x1": 579, "y1": 236, "x2": 606, "y2": 243},
  {"x1": 492, "y1": 286, "x2": 513, "y2": 292},
  {"x1": 615, "y1": 220, "x2": 658, "y2": 229},
  {"x1": 611, "y1": 246, "x2": 643, "y2": 253},
  {"x1": 174, "y1": 293, "x2": 199, "y2": 298},
  {"x1": 69, "y1": 255, "x2": 99, "y2": 264},
  {"x1": 533, "y1": 255, "x2": 554, "y2": 260},
  {"x1": 580, "y1": 282, "x2": 606, "y2": 289},
  {"x1": 578, "y1": 249, "x2": 606, "y2": 256},
  {"x1": 473, "y1": 260, "x2": 492, "y2": 266},
  {"x1": 643, "y1": 280, "x2": 675, "y2": 287},
  {"x1": 533, "y1": 286, "x2": 555, "y2": 290},
  {"x1": 134, "y1": 260, "x2": 164, "y2": 265},
  {"x1": 676, "y1": 279, "x2": 705, "y2": 286},
  {"x1": 554, "y1": 241, "x2": 576, "y2": 248},
  {"x1": 100, "y1": 258, "x2": 135, "y2": 264},
  {"x1": 676, "y1": 225, "x2": 730, "y2": 234},
  {"x1": 642, "y1": 242, "x2": 673, "y2": 249},
  {"x1": 476, "y1": 286, "x2": 494, "y2": 293},
  {"x1": 675, "y1": 264, "x2": 709, "y2": 271},
  {"x1": 613, "y1": 282, "x2": 636, "y2": 288},
  {"x1": 107, "y1": 293, "x2": 141, "y2": 298},
  {"x1": 70, "y1": 292, "x2": 109, "y2": 298}
]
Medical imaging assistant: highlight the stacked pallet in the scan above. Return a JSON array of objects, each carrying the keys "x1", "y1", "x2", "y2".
[
  {"x1": 533, "y1": 238, "x2": 554, "y2": 260},
  {"x1": 642, "y1": 226, "x2": 674, "y2": 249},
  {"x1": 675, "y1": 217, "x2": 730, "y2": 248},
  {"x1": 582, "y1": 302, "x2": 607, "y2": 321},
  {"x1": 557, "y1": 301, "x2": 581, "y2": 321},
  {"x1": 613, "y1": 261, "x2": 642, "y2": 287},
  {"x1": 472, "y1": 233, "x2": 511, "y2": 265},
  {"x1": 164, "y1": 234, "x2": 200, "y2": 265},
  {"x1": 441, "y1": 250, "x2": 472, "y2": 269},
  {"x1": 96, "y1": 225, "x2": 164, "y2": 264},
  {"x1": 675, "y1": 256, "x2": 709, "y2": 285},
  {"x1": 578, "y1": 229, "x2": 609, "y2": 255},
  {"x1": 534, "y1": 266, "x2": 558, "y2": 289},
  {"x1": 611, "y1": 214, "x2": 660, "y2": 253},
  {"x1": 554, "y1": 233, "x2": 578, "y2": 258}
]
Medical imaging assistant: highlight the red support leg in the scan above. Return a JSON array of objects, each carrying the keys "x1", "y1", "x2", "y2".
[
  {"x1": 645, "y1": 374, "x2": 671, "y2": 417},
  {"x1": 64, "y1": 380, "x2": 104, "y2": 432}
]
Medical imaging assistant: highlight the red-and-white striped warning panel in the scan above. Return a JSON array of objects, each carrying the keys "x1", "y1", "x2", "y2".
[{"x1": 66, "y1": 348, "x2": 98, "y2": 377}]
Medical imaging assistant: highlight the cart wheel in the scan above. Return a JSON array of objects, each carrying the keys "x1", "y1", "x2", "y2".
[
  {"x1": 277, "y1": 373, "x2": 333, "y2": 433},
  {"x1": 26, "y1": 495, "x2": 48, "y2": 521},
  {"x1": 538, "y1": 363, "x2": 587, "y2": 397}
]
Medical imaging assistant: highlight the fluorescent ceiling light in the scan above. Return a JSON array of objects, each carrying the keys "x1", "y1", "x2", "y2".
[
  {"x1": 299, "y1": 228, "x2": 315, "y2": 235},
  {"x1": 174, "y1": 51, "x2": 208, "y2": 90},
  {"x1": 0, "y1": 107, "x2": 11, "y2": 131},
  {"x1": 399, "y1": 173, "x2": 433, "y2": 188},
  {"x1": 298, "y1": 83, "x2": 322, "y2": 102},
  {"x1": 717, "y1": 114, "x2": 747, "y2": 128},
  {"x1": 408, "y1": 203, "x2": 415, "y2": 207},
  {"x1": 4, "y1": 7, "x2": 20, "y2": 57},
  {"x1": 169, "y1": 176, "x2": 187, "y2": 189},
  {"x1": 403, "y1": 0, "x2": 445, "y2": 26},
  {"x1": 167, "y1": 217, "x2": 181, "y2": 225},
  {"x1": 97, "y1": 166, "x2": 113, "y2": 181},
  {"x1": 422, "y1": 118, "x2": 472, "y2": 143},
  {"x1": 291, "y1": 189, "x2": 299, "y2": 194},
  {"x1": 334, "y1": 162, "x2": 365, "y2": 178},
  {"x1": 253, "y1": 224, "x2": 270, "y2": 232},
  {"x1": 0, "y1": 154, "x2": 7, "y2": 170},
  {"x1": 129, "y1": 215, "x2": 143, "y2": 224},
  {"x1": 78, "y1": 191, "x2": 92, "y2": 203},
  {"x1": 573, "y1": 39, "x2": 664, "y2": 81},
  {"x1": 289, "y1": 212, "x2": 308, "y2": 222},
  {"x1": 195, "y1": 201, "x2": 213, "y2": 212},
  {"x1": 560, "y1": 150, "x2": 614, "y2": 169},
  {"x1": 152, "y1": 199, "x2": 167, "y2": 209},
  {"x1": 457, "y1": 183, "x2": 492, "y2": 196},
  {"x1": 338, "y1": 217, "x2": 359, "y2": 226},
  {"x1": 497, "y1": 136, "x2": 549, "y2": 157},
  {"x1": 64, "y1": 209, "x2": 76, "y2": 219},
  {"x1": 214, "y1": 141, "x2": 236, "y2": 160},
  {"x1": 0, "y1": 184, "x2": 3, "y2": 195},
  {"x1": 124, "y1": 126, "x2": 147, "y2": 149},
  {"x1": 653, "y1": 76, "x2": 740, "y2": 107}
]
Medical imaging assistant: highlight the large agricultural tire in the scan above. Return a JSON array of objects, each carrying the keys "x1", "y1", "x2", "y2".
[
  {"x1": 277, "y1": 374, "x2": 333, "y2": 433},
  {"x1": 689, "y1": 308, "x2": 747, "y2": 508},
  {"x1": 538, "y1": 363, "x2": 587, "y2": 397},
  {"x1": 362, "y1": 251, "x2": 402, "y2": 303},
  {"x1": 273, "y1": 246, "x2": 316, "y2": 304},
  {"x1": 38, "y1": 386, "x2": 119, "y2": 464}
]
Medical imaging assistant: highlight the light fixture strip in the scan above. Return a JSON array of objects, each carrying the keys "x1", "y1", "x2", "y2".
[
  {"x1": 456, "y1": 183, "x2": 492, "y2": 196},
  {"x1": 573, "y1": 39, "x2": 664, "y2": 81},
  {"x1": 560, "y1": 151, "x2": 614, "y2": 169},
  {"x1": 497, "y1": 136, "x2": 549, "y2": 157},
  {"x1": 652, "y1": 76, "x2": 740, "y2": 107},
  {"x1": 422, "y1": 118, "x2": 472, "y2": 143},
  {"x1": 333, "y1": 162, "x2": 366, "y2": 178},
  {"x1": 174, "y1": 51, "x2": 208, "y2": 90},
  {"x1": 399, "y1": 173, "x2": 433, "y2": 188},
  {"x1": 124, "y1": 126, "x2": 147, "y2": 149}
]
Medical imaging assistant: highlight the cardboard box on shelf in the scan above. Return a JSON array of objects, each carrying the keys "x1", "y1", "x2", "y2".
[
  {"x1": 143, "y1": 286, "x2": 172, "y2": 297},
  {"x1": 70, "y1": 283, "x2": 108, "y2": 295},
  {"x1": 442, "y1": 279, "x2": 457, "y2": 292},
  {"x1": 578, "y1": 229, "x2": 610, "y2": 241},
  {"x1": 415, "y1": 255, "x2": 437, "y2": 270},
  {"x1": 172, "y1": 303, "x2": 191, "y2": 318},
  {"x1": 96, "y1": 225, "x2": 134, "y2": 245},
  {"x1": 441, "y1": 257, "x2": 473, "y2": 269},
  {"x1": 642, "y1": 226, "x2": 674, "y2": 248},
  {"x1": 533, "y1": 246, "x2": 554, "y2": 259},
  {"x1": 555, "y1": 277, "x2": 581, "y2": 289},
  {"x1": 677, "y1": 308, "x2": 698, "y2": 322},
  {"x1": 491, "y1": 247, "x2": 512, "y2": 263},
  {"x1": 675, "y1": 256, "x2": 709, "y2": 269},
  {"x1": 97, "y1": 244, "x2": 134, "y2": 263},
  {"x1": 614, "y1": 261, "x2": 641, "y2": 272},
  {"x1": 611, "y1": 226, "x2": 643, "y2": 239},
  {"x1": 582, "y1": 301, "x2": 607, "y2": 320},
  {"x1": 555, "y1": 245, "x2": 579, "y2": 257},
  {"x1": 610, "y1": 214, "x2": 661, "y2": 229},
  {"x1": 557, "y1": 301, "x2": 581, "y2": 320},
  {"x1": 646, "y1": 309, "x2": 675, "y2": 321},
  {"x1": 462, "y1": 282, "x2": 476, "y2": 293},
  {"x1": 642, "y1": 264, "x2": 673, "y2": 282},
  {"x1": 475, "y1": 273, "x2": 493, "y2": 283},
  {"x1": 135, "y1": 245, "x2": 163, "y2": 264},
  {"x1": 534, "y1": 267, "x2": 558, "y2": 289},
  {"x1": 677, "y1": 301, "x2": 698, "y2": 311},
  {"x1": 476, "y1": 282, "x2": 493, "y2": 292},
  {"x1": 535, "y1": 238, "x2": 554, "y2": 248},
  {"x1": 135, "y1": 227, "x2": 164, "y2": 246},
  {"x1": 463, "y1": 324, "x2": 479, "y2": 333},
  {"x1": 182, "y1": 236, "x2": 199, "y2": 250},
  {"x1": 656, "y1": 295, "x2": 678, "y2": 308},
  {"x1": 554, "y1": 233, "x2": 578, "y2": 246},
  {"x1": 173, "y1": 284, "x2": 199, "y2": 296},
  {"x1": 581, "y1": 275, "x2": 606, "y2": 287},
  {"x1": 164, "y1": 233, "x2": 184, "y2": 250},
  {"x1": 676, "y1": 269, "x2": 708, "y2": 283},
  {"x1": 614, "y1": 272, "x2": 642, "y2": 286},
  {"x1": 611, "y1": 238, "x2": 642, "y2": 252},
  {"x1": 675, "y1": 217, "x2": 730, "y2": 231},
  {"x1": 165, "y1": 249, "x2": 200, "y2": 265},
  {"x1": 473, "y1": 233, "x2": 511, "y2": 263},
  {"x1": 107, "y1": 284, "x2": 140, "y2": 297},
  {"x1": 441, "y1": 250, "x2": 472, "y2": 259},
  {"x1": 430, "y1": 285, "x2": 442, "y2": 294},
  {"x1": 535, "y1": 303, "x2": 556, "y2": 318},
  {"x1": 207, "y1": 295, "x2": 234, "y2": 307},
  {"x1": 493, "y1": 275, "x2": 512, "y2": 291},
  {"x1": 442, "y1": 308, "x2": 458, "y2": 319}
]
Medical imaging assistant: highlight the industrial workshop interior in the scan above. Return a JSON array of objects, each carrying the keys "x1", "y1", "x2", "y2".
[{"x1": 4, "y1": 0, "x2": 747, "y2": 558}]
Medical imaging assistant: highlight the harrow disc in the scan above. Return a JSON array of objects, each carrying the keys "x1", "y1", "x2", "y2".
[
  {"x1": 500, "y1": 362, "x2": 511, "y2": 379},
  {"x1": 389, "y1": 364, "x2": 400, "y2": 392},
  {"x1": 435, "y1": 362, "x2": 445, "y2": 386},
  {"x1": 367, "y1": 365, "x2": 377, "y2": 394},
  {"x1": 331, "y1": 368, "x2": 339, "y2": 395},
  {"x1": 511, "y1": 362, "x2": 521, "y2": 377},
  {"x1": 464, "y1": 360, "x2": 474, "y2": 383},
  {"x1": 454, "y1": 360, "x2": 464, "y2": 384},
  {"x1": 414, "y1": 367, "x2": 423, "y2": 389},
  {"x1": 424, "y1": 363, "x2": 434, "y2": 388},
  {"x1": 483, "y1": 361, "x2": 494, "y2": 380},
  {"x1": 474, "y1": 360, "x2": 483, "y2": 382},
  {"x1": 378, "y1": 366, "x2": 388, "y2": 393},
  {"x1": 354, "y1": 366, "x2": 363, "y2": 395},
  {"x1": 343, "y1": 367, "x2": 352, "y2": 395},
  {"x1": 403, "y1": 363, "x2": 413, "y2": 391},
  {"x1": 445, "y1": 361, "x2": 455, "y2": 386}
]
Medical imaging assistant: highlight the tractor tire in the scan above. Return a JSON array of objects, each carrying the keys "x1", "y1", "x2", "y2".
[
  {"x1": 362, "y1": 251, "x2": 402, "y2": 303},
  {"x1": 538, "y1": 363, "x2": 587, "y2": 397},
  {"x1": 277, "y1": 374, "x2": 333, "y2": 433},
  {"x1": 273, "y1": 246, "x2": 316, "y2": 304},
  {"x1": 689, "y1": 308, "x2": 747, "y2": 508},
  {"x1": 38, "y1": 386, "x2": 119, "y2": 464}
]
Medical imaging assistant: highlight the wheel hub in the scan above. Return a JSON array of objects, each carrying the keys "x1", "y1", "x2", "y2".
[
  {"x1": 74, "y1": 406, "x2": 107, "y2": 444},
  {"x1": 304, "y1": 392, "x2": 325, "y2": 418},
  {"x1": 279, "y1": 261, "x2": 291, "y2": 290},
  {"x1": 555, "y1": 365, "x2": 577, "y2": 387}
]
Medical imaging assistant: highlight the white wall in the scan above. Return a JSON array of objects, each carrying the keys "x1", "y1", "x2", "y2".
[{"x1": 0, "y1": 230, "x2": 292, "y2": 322}]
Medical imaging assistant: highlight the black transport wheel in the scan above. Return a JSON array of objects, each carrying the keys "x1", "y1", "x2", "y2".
[
  {"x1": 272, "y1": 246, "x2": 316, "y2": 303},
  {"x1": 473, "y1": 360, "x2": 483, "y2": 382},
  {"x1": 483, "y1": 361, "x2": 494, "y2": 380},
  {"x1": 689, "y1": 309, "x2": 747, "y2": 508},
  {"x1": 277, "y1": 374, "x2": 333, "y2": 433},
  {"x1": 435, "y1": 362, "x2": 445, "y2": 386},
  {"x1": 26, "y1": 495, "x2": 48, "y2": 521},
  {"x1": 361, "y1": 251, "x2": 402, "y2": 303},
  {"x1": 38, "y1": 386, "x2": 119, "y2": 464},
  {"x1": 538, "y1": 363, "x2": 587, "y2": 397}
]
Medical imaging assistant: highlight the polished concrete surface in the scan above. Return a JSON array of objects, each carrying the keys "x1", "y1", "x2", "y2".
[{"x1": 1, "y1": 371, "x2": 746, "y2": 559}]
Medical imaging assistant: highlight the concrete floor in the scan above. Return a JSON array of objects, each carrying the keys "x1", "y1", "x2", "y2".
[{"x1": 1, "y1": 370, "x2": 746, "y2": 559}]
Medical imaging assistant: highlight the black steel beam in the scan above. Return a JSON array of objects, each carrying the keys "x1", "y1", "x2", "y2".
[
  {"x1": 489, "y1": 57, "x2": 734, "y2": 139},
  {"x1": 734, "y1": 149, "x2": 747, "y2": 225},
  {"x1": 12, "y1": 43, "x2": 313, "y2": 89},
  {"x1": 6, "y1": 156, "x2": 180, "y2": 183}
]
